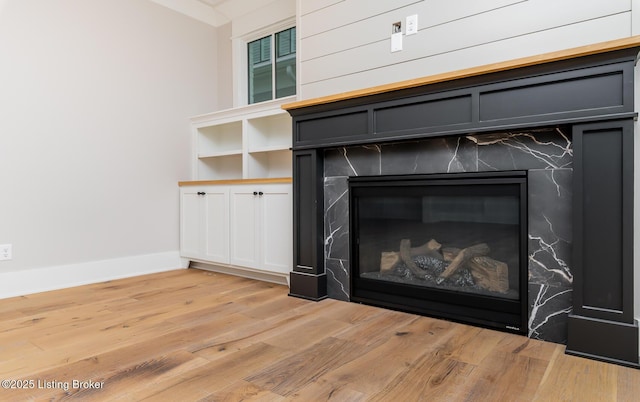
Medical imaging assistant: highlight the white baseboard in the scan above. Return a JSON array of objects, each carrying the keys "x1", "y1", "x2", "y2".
[{"x1": 0, "y1": 251, "x2": 186, "y2": 299}]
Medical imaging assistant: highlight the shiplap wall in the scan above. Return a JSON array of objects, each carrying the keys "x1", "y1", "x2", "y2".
[{"x1": 298, "y1": 0, "x2": 632, "y2": 99}]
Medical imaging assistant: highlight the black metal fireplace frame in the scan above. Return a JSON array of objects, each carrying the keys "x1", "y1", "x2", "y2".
[{"x1": 348, "y1": 172, "x2": 528, "y2": 334}]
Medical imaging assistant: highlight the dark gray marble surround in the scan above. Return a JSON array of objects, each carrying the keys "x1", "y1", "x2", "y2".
[{"x1": 323, "y1": 127, "x2": 573, "y2": 344}]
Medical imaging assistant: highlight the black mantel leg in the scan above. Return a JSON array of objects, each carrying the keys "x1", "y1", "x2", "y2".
[
  {"x1": 289, "y1": 149, "x2": 327, "y2": 300},
  {"x1": 567, "y1": 120, "x2": 639, "y2": 367}
]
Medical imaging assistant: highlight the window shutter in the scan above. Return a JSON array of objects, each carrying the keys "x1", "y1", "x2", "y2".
[
  {"x1": 250, "y1": 42, "x2": 261, "y2": 65},
  {"x1": 278, "y1": 30, "x2": 291, "y2": 57},
  {"x1": 261, "y1": 37, "x2": 271, "y2": 62}
]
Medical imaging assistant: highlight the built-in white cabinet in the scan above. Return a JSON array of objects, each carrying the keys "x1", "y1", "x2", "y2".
[
  {"x1": 229, "y1": 184, "x2": 292, "y2": 274},
  {"x1": 180, "y1": 180, "x2": 292, "y2": 285},
  {"x1": 179, "y1": 185, "x2": 229, "y2": 264},
  {"x1": 182, "y1": 97, "x2": 294, "y2": 285}
]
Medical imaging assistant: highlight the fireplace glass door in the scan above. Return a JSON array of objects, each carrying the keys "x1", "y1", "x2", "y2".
[{"x1": 350, "y1": 172, "x2": 528, "y2": 333}]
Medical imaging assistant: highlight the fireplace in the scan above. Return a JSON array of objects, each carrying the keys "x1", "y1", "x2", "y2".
[
  {"x1": 321, "y1": 128, "x2": 571, "y2": 342},
  {"x1": 349, "y1": 172, "x2": 528, "y2": 333},
  {"x1": 285, "y1": 41, "x2": 639, "y2": 367}
]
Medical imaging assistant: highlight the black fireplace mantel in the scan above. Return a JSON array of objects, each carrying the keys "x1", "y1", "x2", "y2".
[{"x1": 283, "y1": 37, "x2": 640, "y2": 367}]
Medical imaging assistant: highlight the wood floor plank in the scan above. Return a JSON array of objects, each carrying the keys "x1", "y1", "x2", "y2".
[
  {"x1": 288, "y1": 380, "x2": 367, "y2": 402},
  {"x1": 615, "y1": 364, "x2": 640, "y2": 401},
  {"x1": 494, "y1": 333, "x2": 560, "y2": 362},
  {"x1": 0, "y1": 268, "x2": 637, "y2": 401},
  {"x1": 0, "y1": 297, "x2": 27, "y2": 321},
  {"x1": 533, "y1": 350, "x2": 622, "y2": 401},
  {"x1": 293, "y1": 315, "x2": 464, "y2": 399},
  {"x1": 262, "y1": 316, "x2": 352, "y2": 351},
  {"x1": 332, "y1": 308, "x2": 420, "y2": 347},
  {"x1": 141, "y1": 342, "x2": 288, "y2": 401},
  {"x1": 368, "y1": 354, "x2": 475, "y2": 402},
  {"x1": 201, "y1": 380, "x2": 286, "y2": 402},
  {"x1": 190, "y1": 296, "x2": 332, "y2": 361},
  {"x1": 245, "y1": 337, "x2": 372, "y2": 397},
  {"x1": 448, "y1": 326, "x2": 509, "y2": 365},
  {"x1": 318, "y1": 298, "x2": 392, "y2": 325},
  {"x1": 238, "y1": 292, "x2": 311, "y2": 320},
  {"x1": 461, "y1": 350, "x2": 549, "y2": 401},
  {"x1": 0, "y1": 302, "x2": 117, "y2": 342}
]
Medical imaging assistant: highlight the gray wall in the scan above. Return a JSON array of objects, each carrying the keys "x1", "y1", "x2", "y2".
[
  {"x1": 216, "y1": 22, "x2": 234, "y2": 110},
  {"x1": 0, "y1": 0, "x2": 218, "y2": 296}
]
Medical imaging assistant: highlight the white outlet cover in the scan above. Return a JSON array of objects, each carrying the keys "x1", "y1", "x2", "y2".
[
  {"x1": 391, "y1": 32, "x2": 402, "y2": 52},
  {"x1": 406, "y1": 14, "x2": 418, "y2": 35},
  {"x1": 0, "y1": 244, "x2": 11, "y2": 261}
]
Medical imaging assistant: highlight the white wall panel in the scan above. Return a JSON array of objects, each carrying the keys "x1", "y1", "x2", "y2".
[
  {"x1": 302, "y1": 0, "x2": 525, "y2": 60},
  {"x1": 300, "y1": 0, "x2": 419, "y2": 38},
  {"x1": 301, "y1": 4, "x2": 420, "y2": 61},
  {"x1": 419, "y1": 0, "x2": 527, "y2": 27},
  {"x1": 299, "y1": 0, "x2": 632, "y2": 99},
  {"x1": 301, "y1": 12, "x2": 632, "y2": 98}
]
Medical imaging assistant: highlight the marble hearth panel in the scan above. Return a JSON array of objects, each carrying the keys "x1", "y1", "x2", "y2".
[
  {"x1": 528, "y1": 169, "x2": 573, "y2": 343},
  {"x1": 380, "y1": 137, "x2": 477, "y2": 174},
  {"x1": 528, "y1": 169, "x2": 573, "y2": 287},
  {"x1": 324, "y1": 176, "x2": 349, "y2": 261},
  {"x1": 474, "y1": 128, "x2": 573, "y2": 171},
  {"x1": 323, "y1": 127, "x2": 573, "y2": 344},
  {"x1": 326, "y1": 258, "x2": 349, "y2": 301}
]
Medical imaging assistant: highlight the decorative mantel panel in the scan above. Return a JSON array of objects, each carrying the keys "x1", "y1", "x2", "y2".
[{"x1": 284, "y1": 37, "x2": 640, "y2": 368}]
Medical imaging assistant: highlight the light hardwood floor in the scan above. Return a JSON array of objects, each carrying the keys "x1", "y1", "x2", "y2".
[{"x1": 0, "y1": 269, "x2": 638, "y2": 401}]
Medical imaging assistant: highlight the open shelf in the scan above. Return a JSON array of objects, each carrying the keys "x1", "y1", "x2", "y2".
[
  {"x1": 189, "y1": 98, "x2": 294, "y2": 181},
  {"x1": 247, "y1": 114, "x2": 291, "y2": 153},
  {"x1": 197, "y1": 121, "x2": 242, "y2": 157},
  {"x1": 198, "y1": 149, "x2": 243, "y2": 158},
  {"x1": 247, "y1": 149, "x2": 292, "y2": 179},
  {"x1": 196, "y1": 154, "x2": 243, "y2": 180}
]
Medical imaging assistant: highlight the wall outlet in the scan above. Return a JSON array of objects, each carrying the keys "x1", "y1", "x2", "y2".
[
  {"x1": 406, "y1": 14, "x2": 418, "y2": 35},
  {"x1": 0, "y1": 244, "x2": 12, "y2": 261}
]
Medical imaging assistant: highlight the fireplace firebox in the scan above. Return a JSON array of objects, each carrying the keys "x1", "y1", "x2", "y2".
[{"x1": 350, "y1": 172, "x2": 528, "y2": 333}]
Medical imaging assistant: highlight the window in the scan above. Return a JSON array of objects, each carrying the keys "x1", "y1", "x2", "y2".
[{"x1": 248, "y1": 27, "x2": 296, "y2": 104}]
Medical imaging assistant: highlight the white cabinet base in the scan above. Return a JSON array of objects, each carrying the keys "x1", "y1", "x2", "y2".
[
  {"x1": 190, "y1": 260, "x2": 290, "y2": 287},
  {"x1": 180, "y1": 180, "x2": 292, "y2": 288}
]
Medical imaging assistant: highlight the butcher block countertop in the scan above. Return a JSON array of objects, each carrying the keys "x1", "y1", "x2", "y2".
[{"x1": 178, "y1": 177, "x2": 292, "y2": 186}]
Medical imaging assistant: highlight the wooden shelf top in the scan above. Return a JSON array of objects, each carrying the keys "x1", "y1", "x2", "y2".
[
  {"x1": 282, "y1": 35, "x2": 640, "y2": 111},
  {"x1": 179, "y1": 177, "x2": 292, "y2": 186}
]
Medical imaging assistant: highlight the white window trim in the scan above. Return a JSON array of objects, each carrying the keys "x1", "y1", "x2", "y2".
[{"x1": 231, "y1": 18, "x2": 296, "y2": 107}]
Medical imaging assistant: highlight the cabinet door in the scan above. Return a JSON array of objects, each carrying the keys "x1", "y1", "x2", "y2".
[
  {"x1": 180, "y1": 189, "x2": 203, "y2": 259},
  {"x1": 203, "y1": 187, "x2": 229, "y2": 263},
  {"x1": 259, "y1": 184, "x2": 292, "y2": 273},
  {"x1": 229, "y1": 186, "x2": 260, "y2": 269},
  {"x1": 180, "y1": 186, "x2": 229, "y2": 263}
]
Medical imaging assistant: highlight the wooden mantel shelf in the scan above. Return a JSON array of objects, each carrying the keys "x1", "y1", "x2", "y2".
[
  {"x1": 179, "y1": 177, "x2": 292, "y2": 186},
  {"x1": 282, "y1": 35, "x2": 640, "y2": 111}
]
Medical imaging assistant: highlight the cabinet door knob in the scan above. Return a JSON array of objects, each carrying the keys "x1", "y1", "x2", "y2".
[
  {"x1": 253, "y1": 191, "x2": 258, "y2": 196},
  {"x1": 258, "y1": 191, "x2": 264, "y2": 196},
  {"x1": 197, "y1": 192, "x2": 205, "y2": 196}
]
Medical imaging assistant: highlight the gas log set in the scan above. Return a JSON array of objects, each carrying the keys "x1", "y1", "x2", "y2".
[{"x1": 370, "y1": 239, "x2": 509, "y2": 295}]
